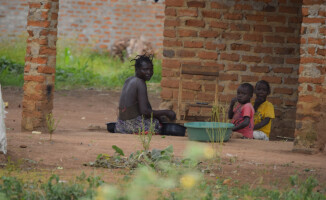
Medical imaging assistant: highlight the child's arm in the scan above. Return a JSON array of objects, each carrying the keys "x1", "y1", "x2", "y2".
[
  {"x1": 232, "y1": 116, "x2": 250, "y2": 131},
  {"x1": 228, "y1": 97, "x2": 237, "y2": 119},
  {"x1": 254, "y1": 118, "x2": 270, "y2": 130}
]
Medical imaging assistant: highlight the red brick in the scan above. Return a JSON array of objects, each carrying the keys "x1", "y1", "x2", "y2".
[
  {"x1": 228, "y1": 83, "x2": 240, "y2": 91},
  {"x1": 185, "y1": 19, "x2": 205, "y2": 27},
  {"x1": 287, "y1": 37, "x2": 300, "y2": 44},
  {"x1": 231, "y1": 43, "x2": 251, "y2": 51},
  {"x1": 164, "y1": 29, "x2": 176, "y2": 38},
  {"x1": 183, "y1": 81, "x2": 201, "y2": 91},
  {"x1": 302, "y1": 0, "x2": 324, "y2": 5},
  {"x1": 262, "y1": 76, "x2": 282, "y2": 84},
  {"x1": 308, "y1": 38, "x2": 324, "y2": 45},
  {"x1": 241, "y1": 75, "x2": 259, "y2": 82},
  {"x1": 31, "y1": 57, "x2": 48, "y2": 64},
  {"x1": 300, "y1": 57, "x2": 324, "y2": 64},
  {"x1": 184, "y1": 41, "x2": 204, "y2": 48},
  {"x1": 205, "y1": 42, "x2": 226, "y2": 50},
  {"x1": 166, "y1": 0, "x2": 184, "y2": 7},
  {"x1": 266, "y1": 16, "x2": 286, "y2": 23},
  {"x1": 254, "y1": 46, "x2": 273, "y2": 54},
  {"x1": 161, "y1": 88, "x2": 174, "y2": 99},
  {"x1": 302, "y1": 7, "x2": 309, "y2": 16},
  {"x1": 268, "y1": 97, "x2": 283, "y2": 106},
  {"x1": 275, "y1": 47, "x2": 295, "y2": 55},
  {"x1": 211, "y1": 2, "x2": 229, "y2": 9},
  {"x1": 234, "y1": 4, "x2": 253, "y2": 10},
  {"x1": 27, "y1": 21, "x2": 51, "y2": 28},
  {"x1": 265, "y1": 36, "x2": 284, "y2": 43},
  {"x1": 273, "y1": 67, "x2": 293, "y2": 73},
  {"x1": 187, "y1": 1, "x2": 205, "y2": 8},
  {"x1": 220, "y1": 53, "x2": 240, "y2": 62},
  {"x1": 317, "y1": 48, "x2": 326, "y2": 56},
  {"x1": 226, "y1": 64, "x2": 247, "y2": 71},
  {"x1": 230, "y1": 23, "x2": 250, "y2": 31},
  {"x1": 198, "y1": 51, "x2": 218, "y2": 60},
  {"x1": 178, "y1": 29, "x2": 197, "y2": 37},
  {"x1": 254, "y1": 25, "x2": 272, "y2": 32},
  {"x1": 161, "y1": 79, "x2": 179, "y2": 88},
  {"x1": 298, "y1": 77, "x2": 324, "y2": 84},
  {"x1": 29, "y1": 2, "x2": 41, "y2": 8},
  {"x1": 165, "y1": 8, "x2": 176, "y2": 16},
  {"x1": 242, "y1": 55, "x2": 262, "y2": 63},
  {"x1": 162, "y1": 69, "x2": 175, "y2": 77},
  {"x1": 24, "y1": 75, "x2": 46, "y2": 83},
  {"x1": 37, "y1": 66, "x2": 55, "y2": 74},
  {"x1": 219, "y1": 73, "x2": 238, "y2": 81},
  {"x1": 224, "y1": 13, "x2": 243, "y2": 20},
  {"x1": 177, "y1": 50, "x2": 196, "y2": 57},
  {"x1": 163, "y1": 39, "x2": 182, "y2": 47},
  {"x1": 162, "y1": 59, "x2": 180, "y2": 69},
  {"x1": 274, "y1": 87, "x2": 293, "y2": 95},
  {"x1": 319, "y1": 10, "x2": 326, "y2": 17},
  {"x1": 222, "y1": 33, "x2": 241, "y2": 40},
  {"x1": 244, "y1": 34, "x2": 263, "y2": 42},
  {"x1": 286, "y1": 57, "x2": 300, "y2": 64},
  {"x1": 165, "y1": 19, "x2": 180, "y2": 27},
  {"x1": 199, "y1": 30, "x2": 219, "y2": 38},
  {"x1": 263, "y1": 56, "x2": 284, "y2": 64},
  {"x1": 302, "y1": 17, "x2": 325, "y2": 23},
  {"x1": 43, "y1": 2, "x2": 52, "y2": 9},
  {"x1": 279, "y1": 6, "x2": 298, "y2": 14},
  {"x1": 284, "y1": 77, "x2": 298, "y2": 85},
  {"x1": 210, "y1": 21, "x2": 228, "y2": 29},
  {"x1": 24, "y1": 64, "x2": 31, "y2": 73},
  {"x1": 202, "y1": 11, "x2": 221, "y2": 18},
  {"x1": 250, "y1": 66, "x2": 270, "y2": 73},
  {"x1": 298, "y1": 95, "x2": 316, "y2": 103},
  {"x1": 39, "y1": 47, "x2": 56, "y2": 55},
  {"x1": 284, "y1": 100, "x2": 297, "y2": 106},
  {"x1": 275, "y1": 26, "x2": 295, "y2": 33},
  {"x1": 245, "y1": 14, "x2": 264, "y2": 21},
  {"x1": 197, "y1": 92, "x2": 215, "y2": 101},
  {"x1": 178, "y1": 9, "x2": 198, "y2": 17}
]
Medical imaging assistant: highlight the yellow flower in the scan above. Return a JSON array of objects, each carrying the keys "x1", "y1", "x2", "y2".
[
  {"x1": 180, "y1": 174, "x2": 197, "y2": 189},
  {"x1": 204, "y1": 146, "x2": 215, "y2": 159}
]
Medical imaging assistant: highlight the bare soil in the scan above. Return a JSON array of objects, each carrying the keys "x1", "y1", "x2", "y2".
[{"x1": 2, "y1": 87, "x2": 326, "y2": 189}]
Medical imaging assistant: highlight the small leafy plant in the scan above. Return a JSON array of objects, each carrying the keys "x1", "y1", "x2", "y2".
[
  {"x1": 138, "y1": 114, "x2": 155, "y2": 152},
  {"x1": 46, "y1": 113, "x2": 60, "y2": 141}
]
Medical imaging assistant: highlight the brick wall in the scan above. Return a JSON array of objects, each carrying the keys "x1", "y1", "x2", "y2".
[
  {"x1": 162, "y1": 0, "x2": 303, "y2": 139},
  {"x1": 0, "y1": 0, "x2": 28, "y2": 38},
  {"x1": 0, "y1": 0, "x2": 165, "y2": 51},
  {"x1": 293, "y1": 1, "x2": 325, "y2": 152}
]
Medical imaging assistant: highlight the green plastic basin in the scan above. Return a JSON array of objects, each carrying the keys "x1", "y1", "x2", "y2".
[{"x1": 184, "y1": 122, "x2": 234, "y2": 142}]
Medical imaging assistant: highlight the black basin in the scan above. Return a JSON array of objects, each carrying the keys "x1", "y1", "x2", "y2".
[
  {"x1": 106, "y1": 122, "x2": 116, "y2": 133},
  {"x1": 161, "y1": 123, "x2": 186, "y2": 136}
]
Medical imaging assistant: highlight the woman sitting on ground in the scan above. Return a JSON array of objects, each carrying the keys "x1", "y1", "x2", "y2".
[{"x1": 115, "y1": 54, "x2": 176, "y2": 134}]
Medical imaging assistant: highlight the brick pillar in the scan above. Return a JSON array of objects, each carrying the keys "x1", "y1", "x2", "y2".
[
  {"x1": 293, "y1": 3, "x2": 326, "y2": 153},
  {"x1": 22, "y1": 0, "x2": 59, "y2": 131}
]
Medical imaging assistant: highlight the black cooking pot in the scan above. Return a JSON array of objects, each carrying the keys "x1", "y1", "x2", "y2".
[
  {"x1": 161, "y1": 123, "x2": 186, "y2": 136},
  {"x1": 106, "y1": 122, "x2": 116, "y2": 133}
]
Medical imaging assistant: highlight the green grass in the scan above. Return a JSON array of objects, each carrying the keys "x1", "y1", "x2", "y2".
[{"x1": 0, "y1": 38, "x2": 162, "y2": 89}]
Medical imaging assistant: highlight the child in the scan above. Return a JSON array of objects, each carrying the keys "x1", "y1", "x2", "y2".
[
  {"x1": 253, "y1": 80, "x2": 275, "y2": 141},
  {"x1": 228, "y1": 83, "x2": 255, "y2": 139}
]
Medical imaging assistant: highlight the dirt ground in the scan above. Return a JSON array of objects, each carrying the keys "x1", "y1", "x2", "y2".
[{"x1": 2, "y1": 87, "x2": 326, "y2": 189}]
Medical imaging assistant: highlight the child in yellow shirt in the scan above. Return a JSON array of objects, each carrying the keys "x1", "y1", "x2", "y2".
[{"x1": 253, "y1": 80, "x2": 275, "y2": 140}]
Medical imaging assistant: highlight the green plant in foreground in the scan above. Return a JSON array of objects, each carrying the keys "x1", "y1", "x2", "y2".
[
  {"x1": 206, "y1": 99, "x2": 229, "y2": 160},
  {"x1": 46, "y1": 113, "x2": 60, "y2": 141},
  {"x1": 138, "y1": 114, "x2": 155, "y2": 152}
]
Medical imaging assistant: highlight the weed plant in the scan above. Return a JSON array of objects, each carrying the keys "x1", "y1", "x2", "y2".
[
  {"x1": 138, "y1": 114, "x2": 155, "y2": 152},
  {"x1": 206, "y1": 99, "x2": 230, "y2": 160},
  {"x1": 46, "y1": 113, "x2": 60, "y2": 141}
]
